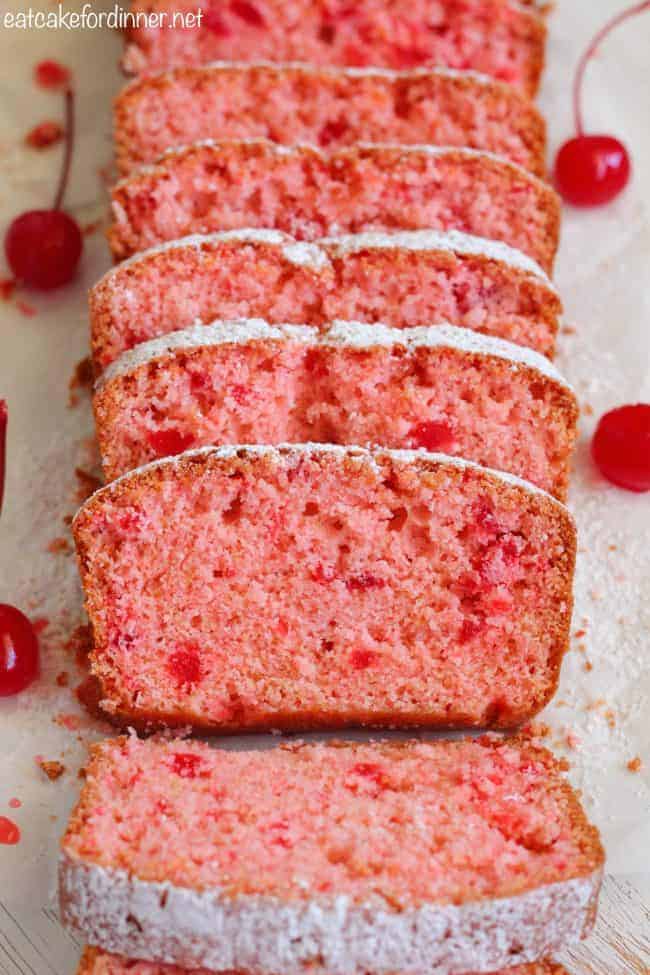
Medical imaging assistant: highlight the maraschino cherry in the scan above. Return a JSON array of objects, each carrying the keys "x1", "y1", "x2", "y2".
[
  {"x1": 0, "y1": 402, "x2": 40, "y2": 696},
  {"x1": 554, "y1": 2, "x2": 650, "y2": 207},
  {"x1": 4, "y1": 73, "x2": 82, "y2": 289},
  {"x1": 591, "y1": 404, "x2": 650, "y2": 492}
]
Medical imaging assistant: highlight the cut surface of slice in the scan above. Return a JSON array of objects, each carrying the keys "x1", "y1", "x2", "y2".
[
  {"x1": 91, "y1": 229, "x2": 562, "y2": 370},
  {"x1": 73, "y1": 444, "x2": 576, "y2": 732},
  {"x1": 122, "y1": 0, "x2": 547, "y2": 98},
  {"x1": 61, "y1": 736, "x2": 602, "y2": 975},
  {"x1": 94, "y1": 319, "x2": 578, "y2": 498},
  {"x1": 108, "y1": 141, "x2": 561, "y2": 271},
  {"x1": 114, "y1": 62, "x2": 546, "y2": 176}
]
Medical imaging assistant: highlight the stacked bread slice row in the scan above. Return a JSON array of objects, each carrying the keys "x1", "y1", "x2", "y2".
[{"x1": 61, "y1": 4, "x2": 602, "y2": 975}]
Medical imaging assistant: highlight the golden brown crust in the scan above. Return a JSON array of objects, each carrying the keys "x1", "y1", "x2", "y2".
[
  {"x1": 107, "y1": 142, "x2": 561, "y2": 270},
  {"x1": 113, "y1": 63, "x2": 547, "y2": 177},
  {"x1": 73, "y1": 447, "x2": 576, "y2": 734}
]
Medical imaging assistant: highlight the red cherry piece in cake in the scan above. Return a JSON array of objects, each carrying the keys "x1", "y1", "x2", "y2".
[
  {"x1": 591, "y1": 403, "x2": 650, "y2": 492},
  {"x1": 5, "y1": 210, "x2": 82, "y2": 290},
  {"x1": 350, "y1": 649, "x2": 380, "y2": 670},
  {"x1": 147, "y1": 428, "x2": 194, "y2": 458},
  {"x1": 409, "y1": 420, "x2": 454, "y2": 452},
  {"x1": 346, "y1": 573, "x2": 386, "y2": 591},
  {"x1": 169, "y1": 753, "x2": 206, "y2": 778},
  {"x1": 0, "y1": 604, "x2": 40, "y2": 697},
  {"x1": 554, "y1": 136, "x2": 630, "y2": 207},
  {"x1": 310, "y1": 563, "x2": 337, "y2": 584},
  {"x1": 167, "y1": 648, "x2": 202, "y2": 688},
  {"x1": 459, "y1": 617, "x2": 485, "y2": 644},
  {"x1": 230, "y1": 1, "x2": 265, "y2": 26},
  {"x1": 318, "y1": 118, "x2": 349, "y2": 147},
  {"x1": 230, "y1": 384, "x2": 250, "y2": 405},
  {"x1": 34, "y1": 59, "x2": 71, "y2": 89}
]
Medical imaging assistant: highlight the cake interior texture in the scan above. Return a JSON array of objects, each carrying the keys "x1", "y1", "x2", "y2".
[
  {"x1": 94, "y1": 322, "x2": 577, "y2": 498},
  {"x1": 115, "y1": 63, "x2": 546, "y2": 176},
  {"x1": 64, "y1": 736, "x2": 601, "y2": 907},
  {"x1": 122, "y1": 0, "x2": 546, "y2": 97},
  {"x1": 73, "y1": 447, "x2": 575, "y2": 730},
  {"x1": 108, "y1": 142, "x2": 559, "y2": 271},
  {"x1": 91, "y1": 233, "x2": 561, "y2": 369}
]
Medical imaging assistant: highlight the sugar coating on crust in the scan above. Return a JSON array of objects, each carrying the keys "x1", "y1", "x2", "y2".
[
  {"x1": 76, "y1": 442, "x2": 567, "y2": 513},
  {"x1": 98, "y1": 320, "x2": 570, "y2": 390},
  {"x1": 116, "y1": 140, "x2": 546, "y2": 187},
  {"x1": 98, "y1": 228, "x2": 555, "y2": 287}
]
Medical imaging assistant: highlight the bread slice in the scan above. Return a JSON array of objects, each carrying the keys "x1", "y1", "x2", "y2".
[
  {"x1": 79, "y1": 947, "x2": 571, "y2": 975},
  {"x1": 91, "y1": 229, "x2": 562, "y2": 371},
  {"x1": 94, "y1": 319, "x2": 578, "y2": 499},
  {"x1": 121, "y1": 0, "x2": 547, "y2": 98},
  {"x1": 108, "y1": 141, "x2": 561, "y2": 271},
  {"x1": 114, "y1": 62, "x2": 546, "y2": 177},
  {"x1": 72, "y1": 444, "x2": 576, "y2": 732},
  {"x1": 60, "y1": 736, "x2": 603, "y2": 975}
]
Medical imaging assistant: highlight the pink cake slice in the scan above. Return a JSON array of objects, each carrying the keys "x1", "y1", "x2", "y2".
[
  {"x1": 60, "y1": 736, "x2": 603, "y2": 975},
  {"x1": 91, "y1": 229, "x2": 562, "y2": 371},
  {"x1": 114, "y1": 62, "x2": 546, "y2": 177},
  {"x1": 122, "y1": 0, "x2": 547, "y2": 97},
  {"x1": 94, "y1": 320, "x2": 578, "y2": 499},
  {"x1": 79, "y1": 947, "x2": 571, "y2": 975},
  {"x1": 108, "y1": 141, "x2": 561, "y2": 271},
  {"x1": 72, "y1": 444, "x2": 576, "y2": 732}
]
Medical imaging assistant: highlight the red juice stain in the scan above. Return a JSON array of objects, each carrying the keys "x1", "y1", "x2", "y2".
[
  {"x1": 0, "y1": 816, "x2": 20, "y2": 845},
  {"x1": 8, "y1": 798, "x2": 21, "y2": 809}
]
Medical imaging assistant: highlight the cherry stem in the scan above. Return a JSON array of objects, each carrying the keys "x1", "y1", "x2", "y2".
[
  {"x1": 53, "y1": 87, "x2": 74, "y2": 211},
  {"x1": 573, "y1": 1, "x2": 650, "y2": 136}
]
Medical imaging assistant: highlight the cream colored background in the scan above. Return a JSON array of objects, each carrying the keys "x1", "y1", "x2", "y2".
[{"x1": 0, "y1": 1, "x2": 648, "y2": 971}]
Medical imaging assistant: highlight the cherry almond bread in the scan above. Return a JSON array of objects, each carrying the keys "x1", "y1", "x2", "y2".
[
  {"x1": 91, "y1": 229, "x2": 562, "y2": 371},
  {"x1": 72, "y1": 444, "x2": 576, "y2": 733},
  {"x1": 114, "y1": 62, "x2": 547, "y2": 177},
  {"x1": 94, "y1": 319, "x2": 578, "y2": 499},
  {"x1": 122, "y1": 0, "x2": 547, "y2": 98},
  {"x1": 107, "y1": 141, "x2": 561, "y2": 272},
  {"x1": 60, "y1": 737, "x2": 603, "y2": 975}
]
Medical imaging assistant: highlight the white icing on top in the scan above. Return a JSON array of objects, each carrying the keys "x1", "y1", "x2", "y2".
[
  {"x1": 74, "y1": 443, "x2": 571, "y2": 526},
  {"x1": 320, "y1": 230, "x2": 552, "y2": 284},
  {"x1": 115, "y1": 139, "x2": 549, "y2": 195},
  {"x1": 60, "y1": 852, "x2": 599, "y2": 975},
  {"x1": 98, "y1": 319, "x2": 570, "y2": 393},
  {"x1": 94, "y1": 228, "x2": 555, "y2": 290}
]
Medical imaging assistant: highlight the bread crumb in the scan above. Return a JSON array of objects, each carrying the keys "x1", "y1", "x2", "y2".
[
  {"x1": 38, "y1": 759, "x2": 65, "y2": 781},
  {"x1": 47, "y1": 536, "x2": 70, "y2": 555},
  {"x1": 627, "y1": 757, "x2": 642, "y2": 773}
]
